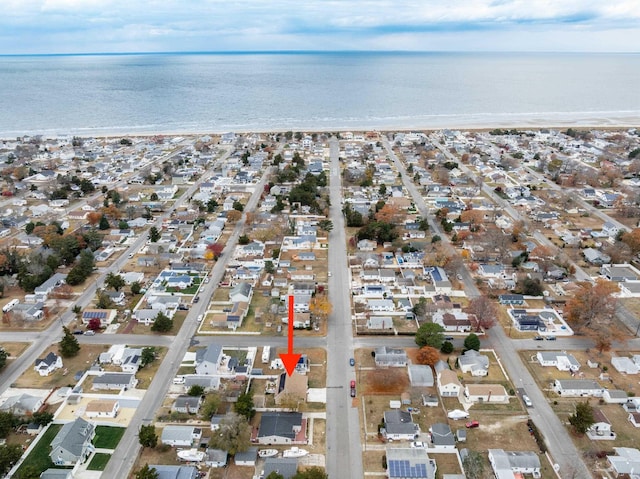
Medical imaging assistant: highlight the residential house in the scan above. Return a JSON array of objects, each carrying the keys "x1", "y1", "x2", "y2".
[
  {"x1": 85, "y1": 399, "x2": 120, "y2": 419},
  {"x1": 458, "y1": 350, "x2": 489, "y2": 377},
  {"x1": 429, "y1": 423, "x2": 456, "y2": 449},
  {"x1": 382, "y1": 410, "x2": 420, "y2": 441},
  {"x1": 498, "y1": 294, "x2": 524, "y2": 305},
  {"x1": 0, "y1": 393, "x2": 43, "y2": 415},
  {"x1": 432, "y1": 310, "x2": 473, "y2": 332},
  {"x1": 367, "y1": 299, "x2": 395, "y2": 312},
  {"x1": 628, "y1": 412, "x2": 640, "y2": 428},
  {"x1": 437, "y1": 370, "x2": 462, "y2": 398},
  {"x1": 49, "y1": 418, "x2": 95, "y2": 466},
  {"x1": 536, "y1": 352, "x2": 581, "y2": 372},
  {"x1": 611, "y1": 356, "x2": 640, "y2": 375},
  {"x1": 92, "y1": 372, "x2": 138, "y2": 391},
  {"x1": 587, "y1": 409, "x2": 615, "y2": 440},
  {"x1": 234, "y1": 447, "x2": 258, "y2": 466},
  {"x1": 553, "y1": 379, "x2": 604, "y2": 397},
  {"x1": 274, "y1": 372, "x2": 308, "y2": 406},
  {"x1": 34, "y1": 352, "x2": 63, "y2": 377},
  {"x1": 386, "y1": 448, "x2": 437, "y2": 479},
  {"x1": 602, "y1": 221, "x2": 621, "y2": 238},
  {"x1": 357, "y1": 239, "x2": 377, "y2": 251},
  {"x1": 583, "y1": 248, "x2": 611, "y2": 265},
  {"x1": 367, "y1": 316, "x2": 394, "y2": 330},
  {"x1": 34, "y1": 273, "x2": 67, "y2": 302},
  {"x1": 607, "y1": 448, "x2": 640, "y2": 477},
  {"x1": 195, "y1": 344, "x2": 223, "y2": 376},
  {"x1": 464, "y1": 384, "x2": 509, "y2": 404},
  {"x1": 256, "y1": 412, "x2": 304, "y2": 445},
  {"x1": 603, "y1": 389, "x2": 629, "y2": 404},
  {"x1": 204, "y1": 448, "x2": 227, "y2": 468},
  {"x1": 261, "y1": 458, "x2": 299, "y2": 479},
  {"x1": 407, "y1": 364, "x2": 434, "y2": 387},
  {"x1": 374, "y1": 346, "x2": 408, "y2": 368},
  {"x1": 488, "y1": 449, "x2": 541, "y2": 479},
  {"x1": 161, "y1": 426, "x2": 202, "y2": 447},
  {"x1": 150, "y1": 465, "x2": 198, "y2": 479},
  {"x1": 172, "y1": 395, "x2": 203, "y2": 414},
  {"x1": 81, "y1": 309, "x2": 117, "y2": 327},
  {"x1": 40, "y1": 469, "x2": 73, "y2": 479},
  {"x1": 229, "y1": 281, "x2": 253, "y2": 303}
]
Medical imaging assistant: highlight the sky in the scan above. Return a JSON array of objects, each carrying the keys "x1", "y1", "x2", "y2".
[{"x1": 1, "y1": 0, "x2": 639, "y2": 54}]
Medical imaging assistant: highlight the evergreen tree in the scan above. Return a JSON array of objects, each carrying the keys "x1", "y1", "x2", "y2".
[
  {"x1": 135, "y1": 464, "x2": 159, "y2": 479},
  {"x1": 150, "y1": 312, "x2": 173, "y2": 332},
  {"x1": 98, "y1": 215, "x2": 110, "y2": 230},
  {"x1": 59, "y1": 326, "x2": 81, "y2": 358},
  {"x1": 463, "y1": 333, "x2": 481, "y2": 351},
  {"x1": 138, "y1": 425, "x2": 158, "y2": 448}
]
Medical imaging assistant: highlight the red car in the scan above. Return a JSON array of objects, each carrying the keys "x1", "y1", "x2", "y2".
[
  {"x1": 465, "y1": 420, "x2": 479, "y2": 428},
  {"x1": 350, "y1": 380, "x2": 356, "y2": 398}
]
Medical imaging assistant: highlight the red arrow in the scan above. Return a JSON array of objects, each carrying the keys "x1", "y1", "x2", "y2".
[{"x1": 279, "y1": 294, "x2": 301, "y2": 376}]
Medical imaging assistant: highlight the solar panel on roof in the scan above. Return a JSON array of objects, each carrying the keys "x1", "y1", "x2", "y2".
[{"x1": 83, "y1": 311, "x2": 107, "y2": 319}]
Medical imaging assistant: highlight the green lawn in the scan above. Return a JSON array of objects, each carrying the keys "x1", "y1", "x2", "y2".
[
  {"x1": 14, "y1": 423, "x2": 62, "y2": 477},
  {"x1": 93, "y1": 426, "x2": 125, "y2": 449},
  {"x1": 87, "y1": 452, "x2": 112, "y2": 471}
]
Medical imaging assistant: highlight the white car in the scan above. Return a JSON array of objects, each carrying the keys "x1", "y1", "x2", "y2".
[
  {"x1": 411, "y1": 441, "x2": 425, "y2": 449},
  {"x1": 197, "y1": 315, "x2": 203, "y2": 322},
  {"x1": 522, "y1": 395, "x2": 533, "y2": 407},
  {"x1": 204, "y1": 277, "x2": 210, "y2": 283},
  {"x1": 328, "y1": 271, "x2": 332, "y2": 277}
]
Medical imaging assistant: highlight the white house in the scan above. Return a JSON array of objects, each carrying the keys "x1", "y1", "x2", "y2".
[
  {"x1": 611, "y1": 356, "x2": 640, "y2": 375},
  {"x1": 488, "y1": 449, "x2": 541, "y2": 479},
  {"x1": 34, "y1": 352, "x2": 63, "y2": 377},
  {"x1": 553, "y1": 379, "x2": 604, "y2": 397},
  {"x1": 536, "y1": 351, "x2": 580, "y2": 372},
  {"x1": 85, "y1": 400, "x2": 120, "y2": 419},
  {"x1": 437, "y1": 370, "x2": 462, "y2": 398},
  {"x1": 464, "y1": 384, "x2": 509, "y2": 404},
  {"x1": 458, "y1": 350, "x2": 489, "y2": 377},
  {"x1": 587, "y1": 409, "x2": 616, "y2": 440},
  {"x1": 161, "y1": 426, "x2": 202, "y2": 447}
]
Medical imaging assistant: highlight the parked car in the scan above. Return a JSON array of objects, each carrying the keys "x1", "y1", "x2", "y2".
[
  {"x1": 465, "y1": 420, "x2": 479, "y2": 428},
  {"x1": 349, "y1": 358, "x2": 355, "y2": 366},
  {"x1": 73, "y1": 330, "x2": 84, "y2": 335},
  {"x1": 194, "y1": 296, "x2": 200, "y2": 303},
  {"x1": 533, "y1": 336, "x2": 544, "y2": 341},
  {"x1": 522, "y1": 395, "x2": 533, "y2": 407},
  {"x1": 350, "y1": 380, "x2": 356, "y2": 397},
  {"x1": 545, "y1": 335, "x2": 557, "y2": 341},
  {"x1": 197, "y1": 315, "x2": 203, "y2": 322},
  {"x1": 411, "y1": 441, "x2": 425, "y2": 448},
  {"x1": 84, "y1": 330, "x2": 95, "y2": 336},
  {"x1": 444, "y1": 336, "x2": 454, "y2": 341}
]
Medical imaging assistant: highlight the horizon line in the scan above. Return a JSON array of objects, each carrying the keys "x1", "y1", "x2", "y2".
[{"x1": 0, "y1": 49, "x2": 638, "y2": 57}]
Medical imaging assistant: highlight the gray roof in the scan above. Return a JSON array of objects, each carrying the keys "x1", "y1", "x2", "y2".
[
  {"x1": 262, "y1": 458, "x2": 299, "y2": 479},
  {"x1": 40, "y1": 470, "x2": 73, "y2": 479},
  {"x1": 93, "y1": 372, "x2": 135, "y2": 386},
  {"x1": 459, "y1": 350, "x2": 489, "y2": 371},
  {"x1": 386, "y1": 448, "x2": 436, "y2": 479},
  {"x1": 258, "y1": 412, "x2": 303, "y2": 439},
  {"x1": 149, "y1": 465, "x2": 198, "y2": 479},
  {"x1": 161, "y1": 426, "x2": 196, "y2": 442},
  {"x1": 384, "y1": 410, "x2": 417, "y2": 435},
  {"x1": 196, "y1": 344, "x2": 223, "y2": 367},
  {"x1": 556, "y1": 379, "x2": 602, "y2": 390},
  {"x1": 50, "y1": 418, "x2": 95, "y2": 458},
  {"x1": 489, "y1": 449, "x2": 541, "y2": 471},
  {"x1": 408, "y1": 364, "x2": 434, "y2": 387},
  {"x1": 430, "y1": 423, "x2": 455, "y2": 446},
  {"x1": 234, "y1": 446, "x2": 258, "y2": 463}
]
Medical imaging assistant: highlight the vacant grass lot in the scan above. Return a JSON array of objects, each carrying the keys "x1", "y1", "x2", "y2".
[
  {"x1": 93, "y1": 426, "x2": 125, "y2": 449},
  {"x1": 87, "y1": 452, "x2": 111, "y2": 471}
]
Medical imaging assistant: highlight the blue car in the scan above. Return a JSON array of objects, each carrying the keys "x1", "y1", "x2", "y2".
[{"x1": 349, "y1": 358, "x2": 355, "y2": 366}]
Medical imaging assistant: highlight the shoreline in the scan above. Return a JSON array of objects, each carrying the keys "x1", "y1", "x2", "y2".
[{"x1": 2, "y1": 117, "x2": 638, "y2": 140}]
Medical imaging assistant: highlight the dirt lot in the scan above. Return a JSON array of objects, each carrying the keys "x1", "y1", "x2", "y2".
[
  {"x1": 136, "y1": 347, "x2": 168, "y2": 389},
  {"x1": 1, "y1": 342, "x2": 29, "y2": 359},
  {"x1": 14, "y1": 344, "x2": 108, "y2": 389}
]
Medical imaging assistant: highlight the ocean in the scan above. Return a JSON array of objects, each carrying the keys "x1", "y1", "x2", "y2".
[{"x1": 0, "y1": 51, "x2": 638, "y2": 137}]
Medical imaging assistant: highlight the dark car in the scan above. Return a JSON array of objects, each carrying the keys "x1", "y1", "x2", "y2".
[
  {"x1": 546, "y1": 336, "x2": 557, "y2": 341},
  {"x1": 194, "y1": 296, "x2": 200, "y2": 303},
  {"x1": 533, "y1": 336, "x2": 544, "y2": 341},
  {"x1": 444, "y1": 336, "x2": 454, "y2": 341},
  {"x1": 349, "y1": 358, "x2": 355, "y2": 366}
]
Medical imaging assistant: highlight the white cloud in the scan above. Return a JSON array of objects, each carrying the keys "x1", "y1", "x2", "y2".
[{"x1": 0, "y1": 0, "x2": 638, "y2": 53}]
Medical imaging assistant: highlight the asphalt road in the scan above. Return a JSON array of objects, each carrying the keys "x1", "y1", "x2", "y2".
[
  {"x1": 102, "y1": 152, "x2": 270, "y2": 478},
  {"x1": 325, "y1": 138, "x2": 363, "y2": 479},
  {"x1": 386, "y1": 139, "x2": 593, "y2": 479}
]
